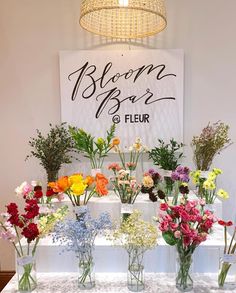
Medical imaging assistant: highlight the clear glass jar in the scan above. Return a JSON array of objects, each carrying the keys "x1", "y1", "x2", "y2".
[
  {"x1": 17, "y1": 253, "x2": 37, "y2": 292},
  {"x1": 127, "y1": 247, "x2": 145, "y2": 292},
  {"x1": 121, "y1": 203, "x2": 134, "y2": 223},
  {"x1": 218, "y1": 256, "x2": 236, "y2": 290},
  {"x1": 78, "y1": 246, "x2": 95, "y2": 290},
  {"x1": 176, "y1": 247, "x2": 193, "y2": 292}
]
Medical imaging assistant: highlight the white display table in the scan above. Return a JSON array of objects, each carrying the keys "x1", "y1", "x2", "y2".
[{"x1": 3, "y1": 273, "x2": 236, "y2": 293}]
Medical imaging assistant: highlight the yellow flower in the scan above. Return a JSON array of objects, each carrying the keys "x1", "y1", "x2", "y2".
[
  {"x1": 68, "y1": 174, "x2": 84, "y2": 185},
  {"x1": 97, "y1": 137, "x2": 105, "y2": 146},
  {"x1": 213, "y1": 168, "x2": 223, "y2": 175},
  {"x1": 203, "y1": 180, "x2": 215, "y2": 190},
  {"x1": 142, "y1": 175, "x2": 154, "y2": 188},
  {"x1": 217, "y1": 189, "x2": 229, "y2": 200},
  {"x1": 70, "y1": 182, "x2": 87, "y2": 196},
  {"x1": 208, "y1": 172, "x2": 216, "y2": 181}
]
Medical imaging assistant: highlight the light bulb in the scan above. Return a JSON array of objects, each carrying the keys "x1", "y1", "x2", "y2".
[{"x1": 119, "y1": 0, "x2": 129, "y2": 7}]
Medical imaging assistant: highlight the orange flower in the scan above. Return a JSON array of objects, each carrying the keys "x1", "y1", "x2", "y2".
[
  {"x1": 95, "y1": 173, "x2": 109, "y2": 196},
  {"x1": 84, "y1": 175, "x2": 94, "y2": 186},
  {"x1": 111, "y1": 137, "x2": 120, "y2": 147},
  {"x1": 48, "y1": 176, "x2": 70, "y2": 193}
]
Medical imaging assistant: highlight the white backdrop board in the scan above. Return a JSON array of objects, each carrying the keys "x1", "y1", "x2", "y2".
[{"x1": 60, "y1": 50, "x2": 184, "y2": 147}]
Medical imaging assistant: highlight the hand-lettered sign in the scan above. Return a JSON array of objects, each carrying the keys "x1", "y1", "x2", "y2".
[{"x1": 60, "y1": 50, "x2": 183, "y2": 147}]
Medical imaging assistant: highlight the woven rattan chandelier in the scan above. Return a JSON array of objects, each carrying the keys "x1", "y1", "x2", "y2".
[{"x1": 79, "y1": 0, "x2": 167, "y2": 39}]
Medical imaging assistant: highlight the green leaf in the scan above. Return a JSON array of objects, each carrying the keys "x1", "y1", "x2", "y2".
[{"x1": 162, "y1": 231, "x2": 177, "y2": 246}]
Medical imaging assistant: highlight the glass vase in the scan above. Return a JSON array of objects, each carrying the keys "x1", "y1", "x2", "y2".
[
  {"x1": 17, "y1": 253, "x2": 37, "y2": 292},
  {"x1": 218, "y1": 256, "x2": 236, "y2": 290},
  {"x1": 176, "y1": 246, "x2": 194, "y2": 292},
  {"x1": 127, "y1": 247, "x2": 145, "y2": 292},
  {"x1": 91, "y1": 168, "x2": 102, "y2": 177},
  {"x1": 46, "y1": 169, "x2": 59, "y2": 184},
  {"x1": 121, "y1": 203, "x2": 134, "y2": 223},
  {"x1": 78, "y1": 245, "x2": 95, "y2": 290}
]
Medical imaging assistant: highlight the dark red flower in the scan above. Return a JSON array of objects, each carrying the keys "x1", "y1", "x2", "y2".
[
  {"x1": 226, "y1": 221, "x2": 233, "y2": 227},
  {"x1": 6, "y1": 203, "x2": 18, "y2": 216},
  {"x1": 24, "y1": 199, "x2": 39, "y2": 219},
  {"x1": 34, "y1": 185, "x2": 42, "y2": 191},
  {"x1": 34, "y1": 190, "x2": 43, "y2": 199},
  {"x1": 22, "y1": 223, "x2": 39, "y2": 242},
  {"x1": 46, "y1": 187, "x2": 56, "y2": 197}
]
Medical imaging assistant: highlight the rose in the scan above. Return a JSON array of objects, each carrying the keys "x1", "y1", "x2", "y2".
[
  {"x1": 159, "y1": 221, "x2": 169, "y2": 232},
  {"x1": 95, "y1": 173, "x2": 109, "y2": 196},
  {"x1": 180, "y1": 223, "x2": 191, "y2": 235}
]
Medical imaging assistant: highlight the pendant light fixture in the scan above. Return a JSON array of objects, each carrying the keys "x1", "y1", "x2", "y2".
[{"x1": 79, "y1": 0, "x2": 167, "y2": 39}]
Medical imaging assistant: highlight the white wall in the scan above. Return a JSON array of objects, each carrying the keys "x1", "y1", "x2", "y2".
[{"x1": 0, "y1": 0, "x2": 236, "y2": 270}]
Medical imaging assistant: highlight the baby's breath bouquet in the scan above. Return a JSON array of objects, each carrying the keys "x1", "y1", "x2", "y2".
[
  {"x1": 191, "y1": 121, "x2": 232, "y2": 171},
  {"x1": 190, "y1": 168, "x2": 229, "y2": 204},
  {"x1": 111, "y1": 210, "x2": 158, "y2": 291}
]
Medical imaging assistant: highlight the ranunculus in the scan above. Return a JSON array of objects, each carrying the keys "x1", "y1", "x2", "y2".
[
  {"x1": 111, "y1": 137, "x2": 120, "y2": 146},
  {"x1": 49, "y1": 176, "x2": 71, "y2": 193},
  {"x1": 142, "y1": 175, "x2": 154, "y2": 188},
  {"x1": 71, "y1": 182, "x2": 87, "y2": 196},
  {"x1": 95, "y1": 173, "x2": 109, "y2": 196}
]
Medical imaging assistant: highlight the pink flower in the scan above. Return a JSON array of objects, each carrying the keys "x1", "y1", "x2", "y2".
[
  {"x1": 199, "y1": 199, "x2": 206, "y2": 206},
  {"x1": 180, "y1": 223, "x2": 191, "y2": 235},
  {"x1": 160, "y1": 203, "x2": 169, "y2": 211},
  {"x1": 159, "y1": 221, "x2": 169, "y2": 232},
  {"x1": 174, "y1": 230, "x2": 181, "y2": 238},
  {"x1": 179, "y1": 210, "x2": 191, "y2": 222},
  {"x1": 23, "y1": 184, "x2": 33, "y2": 196},
  {"x1": 108, "y1": 163, "x2": 122, "y2": 172},
  {"x1": 183, "y1": 235, "x2": 191, "y2": 247},
  {"x1": 185, "y1": 200, "x2": 197, "y2": 212},
  {"x1": 170, "y1": 222, "x2": 178, "y2": 231},
  {"x1": 0, "y1": 224, "x2": 16, "y2": 242}
]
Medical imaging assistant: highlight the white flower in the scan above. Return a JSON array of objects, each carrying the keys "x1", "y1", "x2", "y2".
[{"x1": 15, "y1": 181, "x2": 28, "y2": 196}]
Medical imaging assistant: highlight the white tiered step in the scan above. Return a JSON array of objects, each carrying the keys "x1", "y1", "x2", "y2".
[
  {"x1": 53, "y1": 192, "x2": 223, "y2": 223},
  {"x1": 19, "y1": 224, "x2": 229, "y2": 274},
  {"x1": 17, "y1": 193, "x2": 225, "y2": 274}
]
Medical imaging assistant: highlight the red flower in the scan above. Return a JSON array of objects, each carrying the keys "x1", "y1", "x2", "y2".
[
  {"x1": 34, "y1": 190, "x2": 43, "y2": 199},
  {"x1": 6, "y1": 203, "x2": 18, "y2": 215},
  {"x1": 46, "y1": 187, "x2": 56, "y2": 197},
  {"x1": 22, "y1": 223, "x2": 39, "y2": 242},
  {"x1": 218, "y1": 220, "x2": 233, "y2": 227},
  {"x1": 24, "y1": 199, "x2": 39, "y2": 219},
  {"x1": 160, "y1": 203, "x2": 169, "y2": 211}
]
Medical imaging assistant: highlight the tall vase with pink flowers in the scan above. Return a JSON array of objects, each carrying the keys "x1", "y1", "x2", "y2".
[{"x1": 157, "y1": 198, "x2": 216, "y2": 292}]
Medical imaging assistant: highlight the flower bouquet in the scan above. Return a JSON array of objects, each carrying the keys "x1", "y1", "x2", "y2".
[
  {"x1": 111, "y1": 137, "x2": 148, "y2": 175},
  {"x1": 49, "y1": 173, "x2": 109, "y2": 218},
  {"x1": 69, "y1": 124, "x2": 116, "y2": 173},
  {"x1": 191, "y1": 121, "x2": 232, "y2": 171},
  {"x1": 218, "y1": 219, "x2": 236, "y2": 289},
  {"x1": 191, "y1": 168, "x2": 229, "y2": 205},
  {"x1": 149, "y1": 138, "x2": 184, "y2": 196},
  {"x1": 53, "y1": 207, "x2": 111, "y2": 289},
  {"x1": 0, "y1": 183, "x2": 68, "y2": 292},
  {"x1": 141, "y1": 168, "x2": 162, "y2": 202},
  {"x1": 110, "y1": 210, "x2": 158, "y2": 292},
  {"x1": 108, "y1": 165, "x2": 141, "y2": 222},
  {"x1": 157, "y1": 197, "x2": 215, "y2": 291}
]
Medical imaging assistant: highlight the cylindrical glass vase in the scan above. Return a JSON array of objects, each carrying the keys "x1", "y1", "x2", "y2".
[
  {"x1": 91, "y1": 168, "x2": 102, "y2": 177},
  {"x1": 78, "y1": 246, "x2": 95, "y2": 290},
  {"x1": 121, "y1": 203, "x2": 134, "y2": 223},
  {"x1": 127, "y1": 247, "x2": 145, "y2": 292},
  {"x1": 218, "y1": 256, "x2": 236, "y2": 290},
  {"x1": 17, "y1": 253, "x2": 37, "y2": 292},
  {"x1": 176, "y1": 247, "x2": 194, "y2": 292}
]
